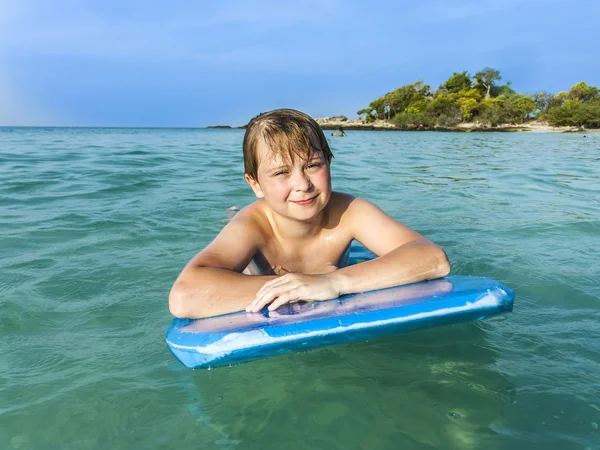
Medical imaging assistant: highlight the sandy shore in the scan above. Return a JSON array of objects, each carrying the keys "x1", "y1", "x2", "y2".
[{"x1": 316, "y1": 117, "x2": 598, "y2": 133}]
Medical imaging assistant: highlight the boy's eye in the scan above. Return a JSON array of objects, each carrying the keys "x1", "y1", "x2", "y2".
[
  {"x1": 307, "y1": 162, "x2": 322, "y2": 169},
  {"x1": 273, "y1": 170, "x2": 289, "y2": 176}
]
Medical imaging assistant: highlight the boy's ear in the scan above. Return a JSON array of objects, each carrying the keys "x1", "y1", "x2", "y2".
[{"x1": 244, "y1": 174, "x2": 264, "y2": 198}]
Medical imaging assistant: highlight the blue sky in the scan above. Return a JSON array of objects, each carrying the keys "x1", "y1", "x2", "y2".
[{"x1": 1, "y1": 0, "x2": 598, "y2": 127}]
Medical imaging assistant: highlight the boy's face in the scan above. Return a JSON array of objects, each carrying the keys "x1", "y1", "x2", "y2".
[{"x1": 245, "y1": 137, "x2": 332, "y2": 222}]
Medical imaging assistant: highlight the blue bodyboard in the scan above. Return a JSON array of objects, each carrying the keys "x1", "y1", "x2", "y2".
[{"x1": 166, "y1": 245, "x2": 514, "y2": 369}]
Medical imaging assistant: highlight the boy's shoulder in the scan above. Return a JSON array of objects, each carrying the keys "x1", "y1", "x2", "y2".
[
  {"x1": 329, "y1": 191, "x2": 357, "y2": 208},
  {"x1": 230, "y1": 200, "x2": 279, "y2": 243},
  {"x1": 230, "y1": 200, "x2": 269, "y2": 230},
  {"x1": 329, "y1": 191, "x2": 377, "y2": 219}
]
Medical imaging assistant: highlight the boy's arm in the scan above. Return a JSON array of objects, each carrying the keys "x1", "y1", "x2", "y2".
[
  {"x1": 248, "y1": 198, "x2": 449, "y2": 312},
  {"x1": 169, "y1": 214, "x2": 276, "y2": 319},
  {"x1": 328, "y1": 198, "x2": 450, "y2": 295}
]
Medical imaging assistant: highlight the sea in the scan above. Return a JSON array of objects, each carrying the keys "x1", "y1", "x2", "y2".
[{"x1": 1, "y1": 127, "x2": 599, "y2": 450}]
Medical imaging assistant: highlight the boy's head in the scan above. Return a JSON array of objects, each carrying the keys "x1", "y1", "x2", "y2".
[{"x1": 242, "y1": 109, "x2": 333, "y2": 181}]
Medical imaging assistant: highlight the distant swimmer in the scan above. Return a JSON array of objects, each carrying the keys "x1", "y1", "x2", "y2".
[{"x1": 331, "y1": 127, "x2": 347, "y2": 137}]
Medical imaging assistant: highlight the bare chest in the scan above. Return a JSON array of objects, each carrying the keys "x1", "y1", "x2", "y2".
[{"x1": 256, "y1": 235, "x2": 352, "y2": 275}]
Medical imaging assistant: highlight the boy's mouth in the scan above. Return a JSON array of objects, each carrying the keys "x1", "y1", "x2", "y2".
[{"x1": 291, "y1": 196, "x2": 317, "y2": 206}]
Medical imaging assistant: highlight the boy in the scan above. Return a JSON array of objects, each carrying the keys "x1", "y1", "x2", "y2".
[{"x1": 169, "y1": 109, "x2": 450, "y2": 318}]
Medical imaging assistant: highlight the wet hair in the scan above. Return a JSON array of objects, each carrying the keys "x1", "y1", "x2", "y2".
[{"x1": 242, "y1": 109, "x2": 333, "y2": 180}]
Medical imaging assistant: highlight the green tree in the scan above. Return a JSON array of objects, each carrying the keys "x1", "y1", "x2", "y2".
[
  {"x1": 455, "y1": 88, "x2": 482, "y2": 121},
  {"x1": 357, "y1": 108, "x2": 375, "y2": 122},
  {"x1": 480, "y1": 96, "x2": 509, "y2": 126},
  {"x1": 385, "y1": 81, "x2": 431, "y2": 119},
  {"x1": 492, "y1": 81, "x2": 516, "y2": 98},
  {"x1": 546, "y1": 98, "x2": 600, "y2": 128},
  {"x1": 426, "y1": 92, "x2": 461, "y2": 126},
  {"x1": 533, "y1": 92, "x2": 559, "y2": 115},
  {"x1": 368, "y1": 98, "x2": 386, "y2": 120},
  {"x1": 543, "y1": 82, "x2": 600, "y2": 127},
  {"x1": 440, "y1": 71, "x2": 472, "y2": 93},
  {"x1": 393, "y1": 100, "x2": 434, "y2": 128},
  {"x1": 475, "y1": 67, "x2": 502, "y2": 99},
  {"x1": 458, "y1": 98, "x2": 479, "y2": 121},
  {"x1": 506, "y1": 94, "x2": 537, "y2": 123},
  {"x1": 566, "y1": 81, "x2": 599, "y2": 102}
]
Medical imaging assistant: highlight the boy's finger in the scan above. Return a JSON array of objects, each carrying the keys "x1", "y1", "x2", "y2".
[
  {"x1": 255, "y1": 274, "x2": 289, "y2": 298},
  {"x1": 250, "y1": 275, "x2": 306, "y2": 311},
  {"x1": 254, "y1": 281, "x2": 276, "y2": 300},
  {"x1": 246, "y1": 295, "x2": 265, "y2": 312},
  {"x1": 253, "y1": 284, "x2": 276, "y2": 306},
  {"x1": 268, "y1": 294, "x2": 291, "y2": 311},
  {"x1": 254, "y1": 275, "x2": 293, "y2": 301},
  {"x1": 248, "y1": 289, "x2": 280, "y2": 312}
]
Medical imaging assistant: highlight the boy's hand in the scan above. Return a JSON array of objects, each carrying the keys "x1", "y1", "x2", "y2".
[{"x1": 246, "y1": 273, "x2": 340, "y2": 313}]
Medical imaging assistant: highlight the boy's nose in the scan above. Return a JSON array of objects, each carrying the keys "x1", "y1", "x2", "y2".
[{"x1": 292, "y1": 171, "x2": 313, "y2": 190}]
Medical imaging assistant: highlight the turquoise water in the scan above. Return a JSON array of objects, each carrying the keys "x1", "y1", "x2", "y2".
[{"x1": 2, "y1": 127, "x2": 599, "y2": 449}]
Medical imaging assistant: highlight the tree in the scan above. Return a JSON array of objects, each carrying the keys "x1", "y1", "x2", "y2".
[
  {"x1": 392, "y1": 100, "x2": 434, "y2": 128},
  {"x1": 475, "y1": 67, "x2": 502, "y2": 99},
  {"x1": 492, "y1": 81, "x2": 516, "y2": 98},
  {"x1": 533, "y1": 92, "x2": 558, "y2": 115},
  {"x1": 440, "y1": 71, "x2": 472, "y2": 93},
  {"x1": 357, "y1": 108, "x2": 375, "y2": 122},
  {"x1": 385, "y1": 81, "x2": 431, "y2": 120},
  {"x1": 368, "y1": 98, "x2": 386, "y2": 120},
  {"x1": 543, "y1": 82, "x2": 600, "y2": 127},
  {"x1": 458, "y1": 97, "x2": 479, "y2": 121},
  {"x1": 546, "y1": 98, "x2": 600, "y2": 128},
  {"x1": 383, "y1": 92, "x2": 395, "y2": 120},
  {"x1": 506, "y1": 94, "x2": 537, "y2": 123},
  {"x1": 480, "y1": 96, "x2": 509, "y2": 126},
  {"x1": 566, "y1": 81, "x2": 599, "y2": 102},
  {"x1": 455, "y1": 88, "x2": 482, "y2": 121},
  {"x1": 426, "y1": 92, "x2": 461, "y2": 126}
]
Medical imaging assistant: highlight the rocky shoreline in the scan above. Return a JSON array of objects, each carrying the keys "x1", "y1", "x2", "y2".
[{"x1": 315, "y1": 117, "x2": 597, "y2": 133}]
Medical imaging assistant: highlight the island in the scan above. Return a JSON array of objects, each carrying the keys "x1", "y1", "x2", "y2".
[{"x1": 319, "y1": 68, "x2": 600, "y2": 132}]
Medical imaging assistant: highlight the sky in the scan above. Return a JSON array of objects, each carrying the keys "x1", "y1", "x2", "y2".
[{"x1": 1, "y1": 0, "x2": 598, "y2": 127}]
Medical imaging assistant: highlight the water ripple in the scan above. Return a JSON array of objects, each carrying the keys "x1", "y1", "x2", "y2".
[{"x1": 1, "y1": 127, "x2": 599, "y2": 449}]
